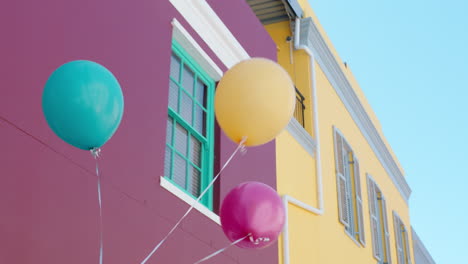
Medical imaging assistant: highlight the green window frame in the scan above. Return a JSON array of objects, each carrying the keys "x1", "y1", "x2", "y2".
[{"x1": 163, "y1": 40, "x2": 215, "y2": 210}]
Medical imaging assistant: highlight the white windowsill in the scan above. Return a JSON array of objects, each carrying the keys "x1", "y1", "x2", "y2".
[
  {"x1": 160, "y1": 176, "x2": 221, "y2": 225},
  {"x1": 286, "y1": 118, "x2": 316, "y2": 157},
  {"x1": 344, "y1": 228, "x2": 364, "y2": 248}
]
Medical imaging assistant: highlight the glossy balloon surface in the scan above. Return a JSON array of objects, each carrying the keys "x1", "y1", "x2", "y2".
[{"x1": 220, "y1": 181, "x2": 285, "y2": 249}]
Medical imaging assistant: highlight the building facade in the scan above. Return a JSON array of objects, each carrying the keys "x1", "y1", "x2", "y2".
[
  {"x1": 0, "y1": 1, "x2": 280, "y2": 263},
  {"x1": 1, "y1": 0, "x2": 437, "y2": 264},
  {"x1": 244, "y1": 0, "x2": 436, "y2": 264}
]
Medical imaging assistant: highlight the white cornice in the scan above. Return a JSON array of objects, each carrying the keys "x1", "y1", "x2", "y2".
[
  {"x1": 412, "y1": 228, "x2": 437, "y2": 264},
  {"x1": 169, "y1": 0, "x2": 249, "y2": 68},
  {"x1": 297, "y1": 17, "x2": 412, "y2": 202}
]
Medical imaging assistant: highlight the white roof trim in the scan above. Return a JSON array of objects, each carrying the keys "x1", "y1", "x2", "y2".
[
  {"x1": 171, "y1": 19, "x2": 223, "y2": 81},
  {"x1": 296, "y1": 17, "x2": 411, "y2": 202},
  {"x1": 169, "y1": 0, "x2": 250, "y2": 68},
  {"x1": 412, "y1": 228, "x2": 437, "y2": 264}
]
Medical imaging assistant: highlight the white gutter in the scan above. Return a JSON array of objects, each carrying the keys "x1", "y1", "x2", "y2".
[{"x1": 281, "y1": 18, "x2": 324, "y2": 264}]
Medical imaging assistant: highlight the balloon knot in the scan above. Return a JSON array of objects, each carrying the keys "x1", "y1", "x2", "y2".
[
  {"x1": 239, "y1": 137, "x2": 247, "y2": 155},
  {"x1": 248, "y1": 234, "x2": 270, "y2": 245},
  {"x1": 90, "y1": 147, "x2": 102, "y2": 159}
]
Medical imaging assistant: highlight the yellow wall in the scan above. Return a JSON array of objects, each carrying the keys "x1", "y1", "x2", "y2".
[
  {"x1": 300, "y1": 0, "x2": 405, "y2": 173},
  {"x1": 267, "y1": 2, "x2": 415, "y2": 264},
  {"x1": 265, "y1": 22, "x2": 314, "y2": 136},
  {"x1": 314, "y1": 61, "x2": 414, "y2": 264}
]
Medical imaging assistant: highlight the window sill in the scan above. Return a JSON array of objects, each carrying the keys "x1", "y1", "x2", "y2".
[
  {"x1": 286, "y1": 118, "x2": 316, "y2": 157},
  {"x1": 344, "y1": 229, "x2": 364, "y2": 248},
  {"x1": 160, "y1": 176, "x2": 220, "y2": 225}
]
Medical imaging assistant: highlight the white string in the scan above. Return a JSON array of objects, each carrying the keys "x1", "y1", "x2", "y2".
[
  {"x1": 140, "y1": 138, "x2": 247, "y2": 264},
  {"x1": 193, "y1": 233, "x2": 252, "y2": 264},
  {"x1": 91, "y1": 148, "x2": 103, "y2": 264}
]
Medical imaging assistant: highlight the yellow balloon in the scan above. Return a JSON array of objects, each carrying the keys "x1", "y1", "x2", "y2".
[{"x1": 215, "y1": 58, "x2": 296, "y2": 147}]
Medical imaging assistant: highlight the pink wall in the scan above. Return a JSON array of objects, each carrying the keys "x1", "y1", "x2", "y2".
[{"x1": 0, "y1": 0, "x2": 279, "y2": 263}]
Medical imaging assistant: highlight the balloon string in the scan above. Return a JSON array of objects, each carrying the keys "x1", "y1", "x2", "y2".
[
  {"x1": 91, "y1": 148, "x2": 103, "y2": 264},
  {"x1": 193, "y1": 233, "x2": 252, "y2": 264},
  {"x1": 140, "y1": 137, "x2": 247, "y2": 264}
]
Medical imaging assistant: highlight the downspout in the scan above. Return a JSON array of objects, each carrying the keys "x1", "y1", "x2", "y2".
[
  {"x1": 281, "y1": 17, "x2": 324, "y2": 264},
  {"x1": 293, "y1": 18, "x2": 323, "y2": 213}
]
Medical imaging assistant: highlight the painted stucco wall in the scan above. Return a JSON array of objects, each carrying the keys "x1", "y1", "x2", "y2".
[
  {"x1": 0, "y1": 1, "x2": 278, "y2": 263},
  {"x1": 314, "y1": 60, "x2": 414, "y2": 264},
  {"x1": 266, "y1": 21, "x2": 314, "y2": 136},
  {"x1": 262, "y1": 1, "x2": 415, "y2": 263}
]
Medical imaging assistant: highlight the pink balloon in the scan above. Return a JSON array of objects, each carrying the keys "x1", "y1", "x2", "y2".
[{"x1": 220, "y1": 181, "x2": 285, "y2": 249}]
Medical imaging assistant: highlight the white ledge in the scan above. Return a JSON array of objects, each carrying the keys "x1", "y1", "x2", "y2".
[
  {"x1": 286, "y1": 118, "x2": 317, "y2": 157},
  {"x1": 160, "y1": 176, "x2": 220, "y2": 225}
]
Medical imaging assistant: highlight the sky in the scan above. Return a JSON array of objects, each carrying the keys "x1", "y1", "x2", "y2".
[{"x1": 309, "y1": 0, "x2": 467, "y2": 263}]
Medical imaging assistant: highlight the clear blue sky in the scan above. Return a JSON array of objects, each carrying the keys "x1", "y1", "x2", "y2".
[{"x1": 309, "y1": 0, "x2": 467, "y2": 263}]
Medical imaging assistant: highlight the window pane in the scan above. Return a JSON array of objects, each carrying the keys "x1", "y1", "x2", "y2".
[
  {"x1": 170, "y1": 54, "x2": 181, "y2": 81},
  {"x1": 166, "y1": 117, "x2": 173, "y2": 145},
  {"x1": 175, "y1": 123, "x2": 188, "y2": 156},
  {"x1": 194, "y1": 105, "x2": 206, "y2": 136},
  {"x1": 188, "y1": 165, "x2": 201, "y2": 197},
  {"x1": 180, "y1": 91, "x2": 193, "y2": 124},
  {"x1": 195, "y1": 79, "x2": 206, "y2": 106},
  {"x1": 167, "y1": 42, "x2": 215, "y2": 209},
  {"x1": 168, "y1": 80, "x2": 178, "y2": 110},
  {"x1": 163, "y1": 147, "x2": 172, "y2": 178},
  {"x1": 182, "y1": 65, "x2": 195, "y2": 95},
  {"x1": 173, "y1": 153, "x2": 187, "y2": 188},
  {"x1": 190, "y1": 135, "x2": 202, "y2": 167}
]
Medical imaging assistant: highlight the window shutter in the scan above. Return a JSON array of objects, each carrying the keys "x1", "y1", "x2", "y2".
[
  {"x1": 381, "y1": 197, "x2": 392, "y2": 264},
  {"x1": 403, "y1": 226, "x2": 412, "y2": 264},
  {"x1": 368, "y1": 178, "x2": 381, "y2": 260},
  {"x1": 334, "y1": 130, "x2": 350, "y2": 227},
  {"x1": 394, "y1": 213, "x2": 404, "y2": 264},
  {"x1": 353, "y1": 156, "x2": 365, "y2": 245},
  {"x1": 334, "y1": 130, "x2": 345, "y2": 175}
]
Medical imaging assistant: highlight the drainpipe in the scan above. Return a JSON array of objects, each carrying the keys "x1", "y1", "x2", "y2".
[
  {"x1": 292, "y1": 18, "x2": 323, "y2": 213},
  {"x1": 281, "y1": 17, "x2": 324, "y2": 264}
]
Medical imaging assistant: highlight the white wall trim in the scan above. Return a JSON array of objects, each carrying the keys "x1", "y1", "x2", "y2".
[
  {"x1": 171, "y1": 18, "x2": 223, "y2": 81},
  {"x1": 412, "y1": 228, "x2": 437, "y2": 264},
  {"x1": 286, "y1": 118, "x2": 316, "y2": 156},
  {"x1": 160, "y1": 176, "x2": 220, "y2": 225},
  {"x1": 281, "y1": 48, "x2": 324, "y2": 264},
  {"x1": 282, "y1": 195, "x2": 323, "y2": 264},
  {"x1": 295, "y1": 17, "x2": 412, "y2": 203},
  {"x1": 169, "y1": 0, "x2": 249, "y2": 68}
]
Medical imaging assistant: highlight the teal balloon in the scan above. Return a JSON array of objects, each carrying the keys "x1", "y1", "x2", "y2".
[{"x1": 42, "y1": 60, "x2": 124, "y2": 150}]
